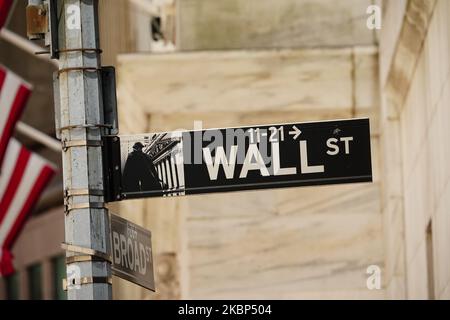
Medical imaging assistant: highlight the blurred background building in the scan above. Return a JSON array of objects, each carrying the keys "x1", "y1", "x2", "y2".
[{"x1": 0, "y1": 0, "x2": 448, "y2": 300}]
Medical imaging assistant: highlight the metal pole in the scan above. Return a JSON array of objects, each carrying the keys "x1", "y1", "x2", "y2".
[{"x1": 57, "y1": 0, "x2": 112, "y2": 300}]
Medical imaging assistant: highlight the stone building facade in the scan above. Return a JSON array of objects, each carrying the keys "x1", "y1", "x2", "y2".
[
  {"x1": 379, "y1": 0, "x2": 450, "y2": 299},
  {"x1": 0, "y1": 0, "x2": 449, "y2": 300},
  {"x1": 113, "y1": 0, "x2": 383, "y2": 300}
]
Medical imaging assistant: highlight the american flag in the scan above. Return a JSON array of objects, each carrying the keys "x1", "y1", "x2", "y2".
[
  {"x1": 0, "y1": 65, "x2": 32, "y2": 167},
  {"x1": 0, "y1": 67, "x2": 57, "y2": 276},
  {"x1": 0, "y1": 0, "x2": 13, "y2": 29},
  {"x1": 0, "y1": 140, "x2": 56, "y2": 276}
]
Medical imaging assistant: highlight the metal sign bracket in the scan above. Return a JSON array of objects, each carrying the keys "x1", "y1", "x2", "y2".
[
  {"x1": 61, "y1": 243, "x2": 112, "y2": 263},
  {"x1": 102, "y1": 136, "x2": 122, "y2": 203},
  {"x1": 53, "y1": 66, "x2": 119, "y2": 139}
]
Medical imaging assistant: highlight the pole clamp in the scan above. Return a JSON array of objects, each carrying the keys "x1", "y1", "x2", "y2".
[
  {"x1": 62, "y1": 139, "x2": 103, "y2": 151},
  {"x1": 63, "y1": 277, "x2": 113, "y2": 291},
  {"x1": 58, "y1": 123, "x2": 113, "y2": 134},
  {"x1": 57, "y1": 48, "x2": 103, "y2": 54},
  {"x1": 62, "y1": 243, "x2": 112, "y2": 291},
  {"x1": 64, "y1": 188, "x2": 104, "y2": 198},
  {"x1": 66, "y1": 255, "x2": 107, "y2": 265},
  {"x1": 62, "y1": 243, "x2": 112, "y2": 264},
  {"x1": 64, "y1": 202, "x2": 105, "y2": 214},
  {"x1": 57, "y1": 66, "x2": 102, "y2": 77}
]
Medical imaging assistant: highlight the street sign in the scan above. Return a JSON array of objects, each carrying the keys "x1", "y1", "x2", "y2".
[
  {"x1": 110, "y1": 214, "x2": 155, "y2": 291},
  {"x1": 113, "y1": 118, "x2": 372, "y2": 200}
]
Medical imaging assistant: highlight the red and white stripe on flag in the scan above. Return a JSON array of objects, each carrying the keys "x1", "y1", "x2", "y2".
[
  {"x1": 0, "y1": 65, "x2": 32, "y2": 167},
  {"x1": 0, "y1": 0, "x2": 13, "y2": 29},
  {"x1": 0, "y1": 140, "x2": 56, "y2": 276}
]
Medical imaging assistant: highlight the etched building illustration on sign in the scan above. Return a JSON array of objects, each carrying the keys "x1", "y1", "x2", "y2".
[{"x1": 120, "y1": 131, "x2": 185, "y2": 198}]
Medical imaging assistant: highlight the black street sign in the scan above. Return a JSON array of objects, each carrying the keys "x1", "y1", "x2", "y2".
[
  {"x1": 110, "y1": 214, "x2": 155, "y2": 291},
  {"x1": 112, "y1": 118, "x2": 372, "y2": 200}
]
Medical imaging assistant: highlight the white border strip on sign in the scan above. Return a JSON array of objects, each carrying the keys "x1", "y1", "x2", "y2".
[{"x1": 119, "y1": 118, "x2": 370, "y2": 139}]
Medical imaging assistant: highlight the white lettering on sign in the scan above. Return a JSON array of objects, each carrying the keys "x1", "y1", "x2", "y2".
[
  {"x1": 113, "y1": 230, "x2": 151, "y2": 276},
  {"x1": 203, "y1": 140, "x2": 328, "y2": 180},
  {"x1": 341, "y1": 137, "x2": 354, "y2": 154},
  {"x1": 240, "y1": 144, "x2": 270, "y2": 178},
  {"x1": 326, "y1": 138, "x2": 339, "y2": 156},
  {"x1": 272, "y1": 142, "x2": 297, "y2": 176},
  {"x1": 203, "y1": 146, "x2": 238, "y2": 180},
  {"x1": 66, "y1": 4, "x2": 81, "y2": 30},
  {"x1": 326, "y1": 137, "x2": 354, "y2": 156},
  {"x1": 300, "y1": 141, "x2": 325, "y2": 174}
]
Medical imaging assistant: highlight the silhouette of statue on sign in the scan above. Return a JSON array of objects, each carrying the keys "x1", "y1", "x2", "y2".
[{"x1": 122, "y1": 142, "x2": 163, "y2": 193}]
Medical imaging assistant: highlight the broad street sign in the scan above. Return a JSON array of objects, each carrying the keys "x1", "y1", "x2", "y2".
[
  {"x1": 108, "y1": 118, "x2": 372, "y2": 200},
  {"x1": 110, "y1": 214, "x2": 155, "y2": 291}
]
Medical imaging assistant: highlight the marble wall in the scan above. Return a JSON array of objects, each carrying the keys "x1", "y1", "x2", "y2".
[
  {"x1": 177, "y1": 0, "x2": 377, "y2": 50},
  {"x1": 379, "y1": 0, "x2": 450, "y2": 299},
  {"x1": 114, "y1": 47, "x2": 383, "y2": 299}
]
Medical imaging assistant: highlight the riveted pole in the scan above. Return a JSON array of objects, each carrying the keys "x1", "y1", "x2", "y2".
[{"x1": 57, "y1": 0, "x2": 112, "y2": 300}]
